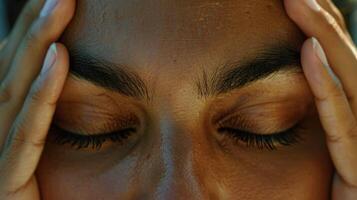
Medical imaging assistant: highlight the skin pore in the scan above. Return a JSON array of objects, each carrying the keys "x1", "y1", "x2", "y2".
[{"x1": 33, "y1": 0, "x2": 333, "y2": 199}]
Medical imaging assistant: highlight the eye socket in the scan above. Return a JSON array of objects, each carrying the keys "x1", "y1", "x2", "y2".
[
  {"x1": 214, "y1": 103, "x2": 307, "y2": 151},
  {"x1": 49, "y1": 125, "x2": 137, "y2": 151},
  {"x1": 217, "y1": 124, "x2": 303, "y2": 151},
  {"x1": 48, "y1": 111, "x2": 141, "y2": 151}
]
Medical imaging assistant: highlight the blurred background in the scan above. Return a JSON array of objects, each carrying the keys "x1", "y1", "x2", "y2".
[
  {"x1": 335, "y1": 0, "x2": 357, "y2": 43},
  {"x1": 0, "y1": 0, "x2": 357, "y2": 43}
]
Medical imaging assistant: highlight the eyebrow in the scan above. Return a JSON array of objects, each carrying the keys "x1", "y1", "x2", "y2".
[
  {"x1": 68, "y1": 43, "x2": 301, "y2": 100},
  {"x1": 68, "y1": 49, "x2": 149, "y2": 99},
  {"x1": 197, "y1": 44, "x2": 301, "y2": 96}
]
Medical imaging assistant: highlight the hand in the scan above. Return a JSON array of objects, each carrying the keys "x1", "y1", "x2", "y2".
[
  {"x1": 0, "y1": 0, "x2": 75, "y2": 199},
  {"x1": 284, "y1": 0, "x2": 357, "y2": 199}
]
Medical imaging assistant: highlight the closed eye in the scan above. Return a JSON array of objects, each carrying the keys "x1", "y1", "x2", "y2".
[
  {"x1": 217, "y1": 123, "x2": 304, "y2": 150},
  {"x1": 49, "y1": 125, "x2": 137, "y2": 150}
]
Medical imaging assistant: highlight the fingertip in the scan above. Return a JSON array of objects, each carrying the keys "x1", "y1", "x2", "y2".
[
  {"x1": 300, "y1": 38, "x2": 326, "y2": 97},
  {"x1": 33, "y1": 42, "x2": 69, "y2": 104},
  {"x1": 45, "y1": 43, "x2": 70, "y2": 94},
  {"x1": 300, "y1": 38, "x2": 342, "y2": 101},
  {"x1": 52, "y1": 43, "x2": 70, "y2": 76},
  {"x1": 40, "y1": 43, "x2": 68, "y2": 77},
  {"x1": 301, "y1": 38, "x2": 319, "y2": 77}
]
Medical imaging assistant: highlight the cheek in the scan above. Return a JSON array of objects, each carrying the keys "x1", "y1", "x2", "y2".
[
  {"x1": 213, "y1": 116, "x2": 333, "y2": 199},
  {"x1": 217, "y1": 153, "x2": 332, "y2": 200},
  {"x1": 36, "y1": 114, "x2": 333, "y2": 200},
  {"x1": 36, "y1": 143, "x2": 144, "y2": 200}
]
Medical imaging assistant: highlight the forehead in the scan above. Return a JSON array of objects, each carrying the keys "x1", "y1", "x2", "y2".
[{"x1": 61, "y1": 0, "x2": 304, "y2": 75}]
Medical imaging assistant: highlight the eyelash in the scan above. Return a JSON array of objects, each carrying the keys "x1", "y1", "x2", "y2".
[
  {"x1": 51, "y1": 125, "x2": 136, "y2": 150},
  {"x1": 51, "y1": 124, "x2": 302, "y2": 151},
  {"x1": 217, "y1": 124, "x2": 303, "y2": 151}
]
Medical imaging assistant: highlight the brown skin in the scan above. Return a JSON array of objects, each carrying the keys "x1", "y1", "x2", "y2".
[{"x1": 34, "y1": 0, "x2": 333, "y2": 199}]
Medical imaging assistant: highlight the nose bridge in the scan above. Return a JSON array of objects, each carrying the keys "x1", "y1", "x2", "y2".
[{"x1": 153, "y1": 110, "x2": 206, "y2": 199}]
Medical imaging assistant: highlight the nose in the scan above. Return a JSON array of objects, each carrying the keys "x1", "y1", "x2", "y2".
[
  {"x1": 150, "y1": 114, "x2": 209, "y2": 200},
  {"x1": 154, "y1": 158, "x2": 204, "y2": 200}
]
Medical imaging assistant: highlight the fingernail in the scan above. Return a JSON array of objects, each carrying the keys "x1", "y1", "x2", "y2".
[
  {"x1": 312, "y1": 37, "x2": 329, "y2": 68},
  {"x1": 40, "y1": 0, "x2": 58, "y2": 17},
  {"x1": 305, "y1": 0, "x2": 321, "y2": 11},
  {"x1": 311, "y1": 37, "x2": 341, "y2": 84},
  {"x1": 41, "y1": 43, "x2": 57, "y2": 75}
]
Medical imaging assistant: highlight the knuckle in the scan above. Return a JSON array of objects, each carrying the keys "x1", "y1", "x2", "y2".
[
  {"x1": 9, "y1": 121, "x2": 45, "y2": 148},
  {"x1": 315, "y1": 84, "x2": 345, "y2": 103},
  {"x1": 319, "y1": 11, "x2": 345, "y2": 36},
  {"x1": 28, "y1": 79, "x2": 57, "y2": 107},
  {"x1": 325, "y1": 132, "x2": 344, "y2": 143},
  {"x1": 346, "y1": 121, "x2": 357, "y2": 138},
  {"x1": 8, "y1": 120, "x2": 27, "y2": 143},
  {"x1": 28, "y1": 84, "x2": 44, "y2": 104},
  {"x1": 329, "y1": 87, "x2": 344, "y2": 99},
  {"x1": 326, "y1": 121, "x2": 357, "y2": 144},
  {"x1": 12, "y1": 135, "x2": 46, "y2": 149},
  {"x1": 321, "y1": 13, "x2": 339, "y2": 31},
  {"x1": 335, "y1": 12, "x2": 346, "y2": 27},
  {"x1": 329, "y1": 5, "x2": 347, "y2": 29},
  {"x1": 326, "y1": 79, "x2": 345, "y2": 97}
]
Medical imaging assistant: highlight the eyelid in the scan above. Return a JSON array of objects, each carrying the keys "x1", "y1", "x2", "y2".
[
  {"x1": 217, "y1": 123, "x2": 304, "y2": 151},
  {"x1": 49, "y1": 124, "x2": 137, "y2": 150},
  {"x1": 210, "y1": 82, "x2": 313, "y2": 127},
  {"x1": 53, "y1": 112, "x2": 140, "y2": 136},
  {"x1": 217, "y1": 114, "x2": 301, "y2": 135},
  {"x1": 215, "y1": 101, "x2": 308, "y2": 134}
]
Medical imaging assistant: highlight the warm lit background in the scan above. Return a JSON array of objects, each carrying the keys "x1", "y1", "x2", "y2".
[{"x1": 0, "y1": 0, "x2": 356, "y2": 43}]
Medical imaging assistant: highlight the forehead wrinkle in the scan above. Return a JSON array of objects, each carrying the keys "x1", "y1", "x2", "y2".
[
  {"x1": 69, "y1": 0, "x2": 117, "y2": 43},
  {"x1": 75, "y1": 0, "x2": 285, "y2": 41},
  {"x1": 62, "y1": 0, "x2": 304, "y2": 93}
]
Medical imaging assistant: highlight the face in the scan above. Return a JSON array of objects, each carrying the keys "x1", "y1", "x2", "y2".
[{"x1": 36, "y1": 0, "x2": 333, "y2": 199}]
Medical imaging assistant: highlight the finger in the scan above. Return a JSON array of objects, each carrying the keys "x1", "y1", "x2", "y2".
[
  {"x1": 0, "y1": 38, "x2": 7, "y2": 51},
  {"x1": 317, "y1": 0, "x2": 348, "y2": 31},
  {"x1": 284, "y1": 0, "x2": 357, "y2": 113},
  {"x1": 0, "y1": 43, "x2": 69, "y2": 194},
  {"x1": 0, "y1": 0, "x2": 75, "y2": 123},
  {"x1": 0, "y1": 0, "x2": 74, "y2": 152},
  {"x1": 0, "y1": 38, "x2": 8, "y2": 80},
  {"x1": 317, "y1": 0, "x2": 354, "y2": 43},
  {"x1": 0, "y1": 0, "x2": 45, "y2": 79},
  {"x1": 301, "y1": 38, "x2": 357, "y2": 190},
  {"x1": 333, "y1": 174, "x2": 357, "y2": 200},
  {"x1": 3, "y1": 0, "x2": 75, "y2": 95}
]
